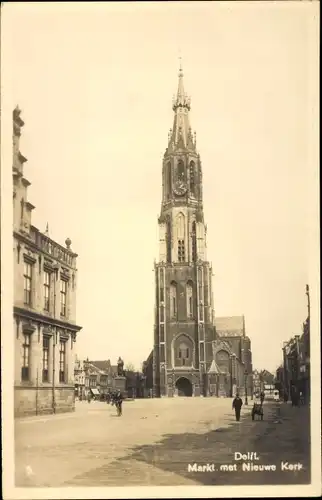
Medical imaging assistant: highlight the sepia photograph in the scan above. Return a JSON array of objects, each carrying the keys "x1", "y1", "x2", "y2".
[{"x1": 1, "y1": 1, "x2": 320, "y2": 499}]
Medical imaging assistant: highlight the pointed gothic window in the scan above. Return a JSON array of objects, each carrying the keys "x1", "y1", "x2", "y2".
[
  {"x1": 177, "y1": 213, "x2": 185, "y2": 262},
  {"x1": 178, "y1": 342, "x2": 190, "y2": 366},
  {"x1": 177, "y1": 159, "x2": 185, "y2": 182},
  {"x1": 189, "y1": 161, "x2": 195, "y2": 196},
  {"x1": 170, "y1": 281, "x2": 177, "y2": 319},
  {"x1": 186, "y1": 281, "x2": 193, "y2": 319}
]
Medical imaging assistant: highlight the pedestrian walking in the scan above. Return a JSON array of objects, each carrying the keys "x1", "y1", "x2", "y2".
[
  {"x1": 232, "y1": 393, "x2": 243, "y2": 422},
  {"x1": 115, "y1": 390, "x2": 123, "y2": 416}
]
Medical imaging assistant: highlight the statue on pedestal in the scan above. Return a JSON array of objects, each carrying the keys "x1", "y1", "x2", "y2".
[{"x1": 117, "y1": 356, "x2": 125, "y2": 376}]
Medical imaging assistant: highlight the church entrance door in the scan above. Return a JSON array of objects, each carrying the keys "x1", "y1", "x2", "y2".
[{"x1": 175, "y1": 377, "x2": 193, "y2": 397}]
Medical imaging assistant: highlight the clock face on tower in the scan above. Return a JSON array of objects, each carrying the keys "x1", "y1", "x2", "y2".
[{"x1": 173, "y1": 180, "x2": 187, "y2": 196}]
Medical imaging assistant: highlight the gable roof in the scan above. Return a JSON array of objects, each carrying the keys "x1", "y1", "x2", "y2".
[
  {"x1": 214, "y1": 316, "x2": 245, "y2": 336},
  {"x1": 89, "y1": 360, "x2": 111, "y2": 372},
  {"x1": 208, "y1": 359, "x2": 223, "y2": 374}
]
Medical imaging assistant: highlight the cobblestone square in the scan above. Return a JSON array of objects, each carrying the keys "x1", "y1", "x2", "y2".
[{"x1": 15, "y1": 398, "x2": 310, "y2": 487}]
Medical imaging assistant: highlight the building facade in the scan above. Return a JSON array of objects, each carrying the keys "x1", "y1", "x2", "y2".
[
  {"x1": 252, "y1": 369, "x2": 262, "y2": 395},
  {"x1": 279, "y1": 285, "x2": 311, "y2": 404},
  {"x1": 212, "y1": 316, "x2": 253, "y2": 398},
  {"x1": 78, "y1": 359, "x2": 122, "y2": 399},
  {"x1": 152, "y1": 67, "x2": 252, "y2": 398},
  {"x1": 13, "y1": 107, "x2": 82, "y2": 417},
  {"x1": 74, "y1": 357, "x2": 86, "y2": 399}
]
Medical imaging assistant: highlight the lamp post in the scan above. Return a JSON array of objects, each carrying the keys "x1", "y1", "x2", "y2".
[{"x1": 244, "y1": 369, "x2": 248, "y2": 405}]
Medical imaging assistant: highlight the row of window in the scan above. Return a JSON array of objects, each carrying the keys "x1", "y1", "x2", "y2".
[
  {"x1": 23, "y1": 262, "x2": 67, "y2": 316},
  {"x1": 22, "y1": 334, "x2": 67, "y2": 383}
]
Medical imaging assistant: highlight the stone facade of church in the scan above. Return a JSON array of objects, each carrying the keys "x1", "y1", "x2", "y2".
[{"x1": 149, "y1": 66, "x2": 253, "y2": 398}]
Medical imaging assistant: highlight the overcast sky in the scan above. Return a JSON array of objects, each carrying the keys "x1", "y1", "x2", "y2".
[{"x1": 4, "y1": 2, "x2": 318, "y2": 372}]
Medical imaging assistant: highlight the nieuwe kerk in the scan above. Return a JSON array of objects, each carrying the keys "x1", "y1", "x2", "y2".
[{"x1": 146, "y1": 65, "x2": 253, "y2": 398}]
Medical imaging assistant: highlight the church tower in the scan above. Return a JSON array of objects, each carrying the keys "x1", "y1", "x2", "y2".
[{"x1": 153, "y1": 64, "x2": 215, "y2": 397}]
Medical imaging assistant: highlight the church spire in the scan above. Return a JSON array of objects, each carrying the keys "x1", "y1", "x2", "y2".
[
  {"x1": 168, "y1": 60, "x2": 195, "y2": 152},
  {"x1": 172, "y1": 57, "x2": 190, "y2": 111}
]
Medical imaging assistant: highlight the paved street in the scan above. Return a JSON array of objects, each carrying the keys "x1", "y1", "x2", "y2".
[{"x1": 15, "y1": 398, "x2": 310, "y2": 487}]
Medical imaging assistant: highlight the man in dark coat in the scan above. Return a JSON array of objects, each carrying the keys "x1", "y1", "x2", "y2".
[
  {"x1": 232, "y1": 394, "x2": 243, "y2": 421},
  {"x1": 115, "y1": 390, "x2": 123, "y2": 416}
]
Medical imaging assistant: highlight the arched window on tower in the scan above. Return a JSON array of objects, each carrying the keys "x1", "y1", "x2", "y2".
[
  {"x1": 170, "y1": 281, "x2": 177, "y2": 319},
  {"x1": 178, "y1": 342, "x2": 190, "y2": 366},
  {"x1": 189, "y1": 161, "x2": 195, "y2": 196},
  {"x1": 177, "y1": 159, "x2": 185, "y2": 182},
  {"x1": 177, "y1": 213, "x2": 185, "y2": 262},
  {"x1": 186, "y1": 281, "x2": 193, "y2": 319}
]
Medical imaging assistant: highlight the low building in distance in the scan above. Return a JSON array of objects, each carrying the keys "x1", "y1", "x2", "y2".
[{"x1": 13, "y1": 107, "x2": 82, "y2": 417}]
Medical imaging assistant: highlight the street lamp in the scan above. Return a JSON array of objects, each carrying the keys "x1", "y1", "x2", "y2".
[{"x1": 244, "y1": 369, "x2": 248, "y2": 405}]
